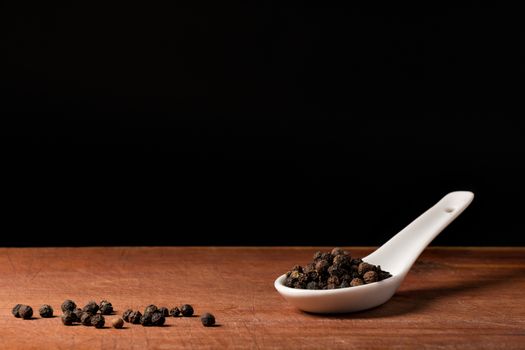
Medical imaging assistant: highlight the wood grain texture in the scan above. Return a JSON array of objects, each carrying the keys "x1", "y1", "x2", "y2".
[{"x1": 0, "y1": 247, "x2": 524, "y2": 349}]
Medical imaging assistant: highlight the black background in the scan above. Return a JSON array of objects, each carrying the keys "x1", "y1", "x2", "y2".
[{"x1": 2, "y1": 3, "x2": 524, "y2": 246}]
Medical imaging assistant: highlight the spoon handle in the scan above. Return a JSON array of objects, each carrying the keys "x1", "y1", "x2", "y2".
[{"x1": 365, "y1": 191, "x2": 474, "y2": 275}]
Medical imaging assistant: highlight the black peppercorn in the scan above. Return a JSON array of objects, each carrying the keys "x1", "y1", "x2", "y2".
[
  {"x1": 128, "y1": 311, "x2": 142, "y2": 324},
  {"x1": 315, "y1": 260, "x2": 329, "y2": 274},
  {"x1": 294, "y1": 272, "x2": 308, "y2": 289},
  {"x1": 306, "y1": 269, "x2": 320, "y2": 282},
  {"x1": 327, "y1": 275, "x2": 340, "y2": 285},
  {"x1": 333, "y1": 254, "x2": 351, "y2": 269},
  {"x1": 200, "y1": 313, "x2": 215, "y2": 327},
  {"x1": 352, "y1": 258, "x2": 363, "y2": 265},
  {"x1": 12, "y1": 304, "x2": 22, "y2": 318},
  {"x1": 99, "y1": 300, "x2": 113, "y2": 315},
  {"x1": 91, "y1": 314, "x2": 105, "y2": 328},
  {"x1": 339, "y1": 280, "x2": 350, "y2": 288},
  {"x1": 303, "y1": 263, "x2": 315, "y2": 274},
  {"x1": 100, "y1": 303, "x2": 113, "y2": 315},
  {"x1": 350, "y1": 278, "x2": 364, "y2": 287},
  {"x1": 180, "y1": 304, "x2": 194, "y2": 317},
  {"x1": 320, "y1": 253, "x2": 333, "y2": 264},
  {"x1": 331, "y1": 247, "x2": 345, "y2": 257},
  {"x1": 112, "y1": 318, "x2": 124, "y2": 329},
  {"x1": 328, "y1": 265, "x2": 344, "y2": 278},
  {"x1": 306, "y1": 281, "x2": 319, "y2": 289},
  {"x1": 70, "y1": 309, "x2": 80, "y2": 322},
  {"x1": 82, "y1": 301, "x2": 99, "y2": 315},
  {"x1": 313, "y1": 251, "x2": 323, "y2": 261},
  {"x1": 341, "y1": 274, "x2": 352, "y2": 283},
  {"x1": 39, "y1": 304, "x2": 53, "y2": 318},
  {"x1": 363, "y1": 270, "x2": 378, "y2": 284},
  {"x1": 140, "y1": 313, "x2": 153, "y2": 326},
  {"x1": 61, "y1": 310, "x2": 77, "y2": 325},
  {"x1": 144, "y1": 304, "x2": 158, "y2": 316},
  {"x1": 358, "y1": 262, "x2": 375, "y2": 275},
  {"x1": 169, "y1": 307, "x2": 181, "y2": 317},
  {"x1": 291, "y1": 265, "x2": 303, "y2": 273},
  {"x1": 61, "y1": 300, "x2": 77, "y2": 312},
  {"x1": 80, "y1": 312, "x2": 92, "y2": 326},
  {"x1": 151, "y1": 310, "x2": 166, "y2": 326},
  {"x1": 18, "y1": 305, "x2": 33, "y2": 319},
  {"x1": 73, "y1": 308, "x2": 83, "y2": 321},
  {"x1": 122, "y1": 309, "x2": 133, "y2": 323},
  {"x1": 158, "y1": 306, "x2": 169, "y2": 317}
]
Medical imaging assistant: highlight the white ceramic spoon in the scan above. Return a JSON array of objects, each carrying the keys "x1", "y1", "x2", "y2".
[{"x1": 274, "y1": 191, "x2": 474, "y2": 313}]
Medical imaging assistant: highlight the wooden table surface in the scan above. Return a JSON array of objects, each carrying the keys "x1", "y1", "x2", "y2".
[{"x1": 0, "y1": 247, "x2": 524, "y2": 349}]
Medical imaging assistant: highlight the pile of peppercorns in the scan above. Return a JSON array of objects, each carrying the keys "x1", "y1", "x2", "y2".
[
  {"x1": 121, "y1": 304, "x2": 208, "y2": 327},
  {"x1": 12, "y1": 300, "x2": 216, "y2": 328},
  {"x1": 61, "y1": 299, "x2": 114, "y2": 328},
  {"x1": 284, "y1": 248, "x2": 392, "y2": 289}
]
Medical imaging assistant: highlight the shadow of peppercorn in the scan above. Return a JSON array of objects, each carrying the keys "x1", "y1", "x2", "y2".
[{"x1": 301, "y1": 268, "x2": 524, "y2": 319}]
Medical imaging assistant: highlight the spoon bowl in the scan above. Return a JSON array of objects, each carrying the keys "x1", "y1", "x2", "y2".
[{"x1": 274, "y1": 191, "x2": 474, "y2": 313}]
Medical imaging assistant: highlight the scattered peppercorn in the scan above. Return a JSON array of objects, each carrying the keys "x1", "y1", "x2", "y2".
[
  {"x1": 91, "y1": 314, "x2": 105, "y2": 328},
  {"x1": 151, "y1": 310, "x2": 166, "y2": 326},
  {"x1": 180, "y1": 304, "x2": 194, "y2": 317},
  {"x1": 283, "y1": 248, "x2": 391, "y2": 290},
  {"x1": 80, "y1": 312, "x2": 92, "y2": 326},
  {"x1": 144, "y1": 304, "x2": 158, "y2": 317},
  {"x1": 128, "y1": 311, "x2": 142, "y2": 324},
  {"x1": 158, "y1": 307, "x2": 169, "y2": 317},
  {"x1": 18, "y1": 305, "x2": 33, "y2": 319},
  {"x1": 61, "y1": 300, "x2": 77, "y2": 312},
  {"x1": 200, "y1": 313, "x2": 215, "y2": 327},
  {"x1": 169, "y1": 307, "x2": 181, "y2": 317},
  {"x1": 73, "y1": 308, "x2": 83, "y2": 321},
  {"x1": 82, "y1": 301, "x2": 99, "y2": 315},
  {"x1": 140, "y1": 313, "x2": 153, "y2": 326},
  {"x1": 99, "y1": 300, "x2": 114, "y2": 315},
  {"x1": 39, "y1": 304, "x2": 54, "y2": 318},
  {"x1": 122, "y1": 309, "x2": 133, "y2": 323},
  {"x1": 12, "y1": 304, "x2": 22, "y2": 318},
  {"x1": 13, "y1": 300, "x2": 210, "y2": 329},
  {"x1": 112, "y1": 318, "x2": 124, "y2": 329},
  {"x1": 61, "y1": 310, "x2": 77, "y2": 325}
]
